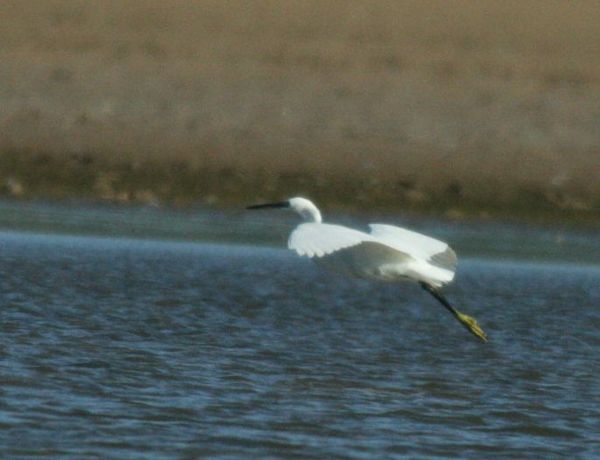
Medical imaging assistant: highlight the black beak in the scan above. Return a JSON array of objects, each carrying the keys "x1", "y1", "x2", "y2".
[{"x1": 246, "y1": 201, "x2": 290, "y2": 210}]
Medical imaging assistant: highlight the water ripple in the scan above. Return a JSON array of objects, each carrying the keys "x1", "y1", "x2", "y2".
[{"x1": 1, "y1": 232, "x2": 599, "y2": 458}]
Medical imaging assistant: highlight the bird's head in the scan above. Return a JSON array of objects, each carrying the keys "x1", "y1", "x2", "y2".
[{"x1": 246, "y1": 196, "x2": 322, "y2": 223}]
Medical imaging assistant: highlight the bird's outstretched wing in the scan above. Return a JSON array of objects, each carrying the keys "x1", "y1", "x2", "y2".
[
  {"x1": 288, "y1": 223, "x2": 414, "y2": 280},
  {"x1": 368, "y1": 224, "x2": 457, "y2": 272},
  {"x1": 288, "y1": 223, "x2": 376, "y2": 258}
]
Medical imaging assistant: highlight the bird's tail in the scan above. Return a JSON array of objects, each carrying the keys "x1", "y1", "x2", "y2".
[{"x1": 420, "y1": 283, "x2": 488, "y2": 342}]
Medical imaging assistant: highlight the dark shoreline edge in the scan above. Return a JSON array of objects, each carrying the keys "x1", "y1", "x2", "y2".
[{"x1": 2, "y1": 152, "x2": 598, "y2": 228}]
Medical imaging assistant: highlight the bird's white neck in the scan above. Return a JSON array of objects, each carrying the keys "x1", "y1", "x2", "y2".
[
  {"x1": 289, "y1": 197, "x2": 322, "y2": 223},
  {"x1": 299, "y1": 207, "x2": 322, "y2": 223}
]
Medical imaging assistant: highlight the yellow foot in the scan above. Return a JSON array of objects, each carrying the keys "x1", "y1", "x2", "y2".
[{"x1": 455, "y1": 311, "x2": 488, "y2": 342}]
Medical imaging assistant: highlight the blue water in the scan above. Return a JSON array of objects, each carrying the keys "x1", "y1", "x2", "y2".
[{"x1": 0, "y1": 202, "x2": 599, "y2": 458}]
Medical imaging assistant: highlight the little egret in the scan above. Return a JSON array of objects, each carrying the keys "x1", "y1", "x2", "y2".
[{"x1": 247, "y1": 197, "x2": 487, "y2": 342}]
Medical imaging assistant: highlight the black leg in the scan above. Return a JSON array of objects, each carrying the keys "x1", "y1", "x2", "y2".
[
  {"x1": 419, "y1": 282, "x2": 458, "y2": 317},
  {"x1": 419, "y1": 282, "x2": 488, "y2": 342}
]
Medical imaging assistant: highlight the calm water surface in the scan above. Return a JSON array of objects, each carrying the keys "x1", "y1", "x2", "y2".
[{"x1": 0, "y1": 202, "x2": 599, "y2": 459}]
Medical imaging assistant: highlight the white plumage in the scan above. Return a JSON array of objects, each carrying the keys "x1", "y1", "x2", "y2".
[
  {"x1": 288, "y1": 222, "x2": 455, "y2": 287},
  {"x1": 247, "y1": 196, "x2": 487, "y2": 341}
]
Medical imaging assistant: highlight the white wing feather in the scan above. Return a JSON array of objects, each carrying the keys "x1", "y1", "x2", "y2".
[
  {"x1": 288, "y1": 223, "x2": 374, "y2": 258},
  {"x1": 368, "y1": 224, "x2": 457, "y2": 285},
  {"x1": 288, "y1": 222, "x2": 456, "y2": 286},
  {"x1": 368, "y1": 224, "x2": 447, "y2": 258},
  {"x1": 289, "y1": 222, "x2": 414, "y2": 281}
]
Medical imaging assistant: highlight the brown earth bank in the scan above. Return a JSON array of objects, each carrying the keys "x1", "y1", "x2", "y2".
[{"x1": 0, "y1": 1, "x2": 598, "y2": 224}]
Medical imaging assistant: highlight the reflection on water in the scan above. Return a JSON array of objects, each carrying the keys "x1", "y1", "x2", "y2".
[{"x1": 0, "y1": 201, "x2": 599, "y2": 458}]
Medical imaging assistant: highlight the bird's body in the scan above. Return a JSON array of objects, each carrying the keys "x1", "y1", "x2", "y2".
[
  {"x1": 247, "y1": 197, "x2": 487, "y2": 341},
  {"x1": 290, "y1": 222, "x2": 456, "y2": 288}
]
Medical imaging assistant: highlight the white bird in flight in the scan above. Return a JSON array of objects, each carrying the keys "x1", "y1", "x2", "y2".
[{"x1": 247, "y1": 196, "x2": 487, "y2": 341}]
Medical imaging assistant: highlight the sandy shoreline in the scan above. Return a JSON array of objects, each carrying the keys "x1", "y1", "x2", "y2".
[{"x1": 0, "y1": 1, "x2": 598, "y2": 224}]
